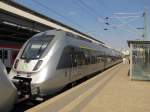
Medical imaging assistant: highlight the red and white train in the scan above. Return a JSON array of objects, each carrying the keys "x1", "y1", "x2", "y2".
[{"x1": 0, "y1": 44, "x2": 22, "y2": 71}]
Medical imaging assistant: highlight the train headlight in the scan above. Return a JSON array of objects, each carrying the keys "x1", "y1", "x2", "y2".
[
  {"x1": 33, "y1": 60, "x2": 43, "y2": 71},
  {"x1": 14, "y1": 59, "x2": 19, "y2": 69}
]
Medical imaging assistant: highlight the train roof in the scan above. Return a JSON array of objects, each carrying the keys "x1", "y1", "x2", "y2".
[{"x1": 35, "y1": 30, "x2": 112, "y2": 50}]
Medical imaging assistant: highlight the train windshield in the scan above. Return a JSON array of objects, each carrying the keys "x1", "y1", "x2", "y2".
[{"x1": 21, "y1": 35, "x2": 54, "y2": 59}]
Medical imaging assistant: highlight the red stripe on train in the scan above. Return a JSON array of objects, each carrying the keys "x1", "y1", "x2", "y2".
[{"x1": 0, "y1": 45, "x2": 22, "y2": 49}]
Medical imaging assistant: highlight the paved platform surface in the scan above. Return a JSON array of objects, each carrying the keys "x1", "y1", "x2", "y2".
[{"x1": 26, "y1": 63, "x2": 150, "y2": 112}]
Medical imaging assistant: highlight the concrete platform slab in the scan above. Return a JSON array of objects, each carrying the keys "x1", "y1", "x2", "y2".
[{"x1": 26, "y1": 63, "x2": 150, "y2": 112}]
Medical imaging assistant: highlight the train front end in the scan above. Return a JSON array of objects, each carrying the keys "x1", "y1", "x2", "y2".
[{"x1": 9, "y1": 31, "x2": 56, "y2": 100}]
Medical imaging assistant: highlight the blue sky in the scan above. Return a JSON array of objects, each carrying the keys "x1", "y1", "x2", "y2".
[{"x1": 14, "y1": 0, "x2": 150, "y2": 50}]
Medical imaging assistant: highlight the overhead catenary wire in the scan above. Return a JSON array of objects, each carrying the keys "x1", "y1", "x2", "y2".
[
  {"x1": 104, "y1": 11, "x2": 144, "y2": 37},
  {"x1": 31, "y1": 0, "x2": 91, "y2": 34},
  {"x1": 72, "y1": 0, "x2": 111, "y2": 38},
  {"x1": 113, "y1": 14, "x2": 143, "y2": 36},
  {"x1": 107, "y1": 16, "x2": 142, "y2": 19},
  {"x1": 74, "y1": 0, "x2": 123, "y2": 31},
  {"x1": 72, "y1": 0, "x2": 101, "y2": 26},
  {"x1": 75, "y1": 0, "x2": 105, "y2": 23},
  {"x1": 113, "y1": 12, "x2": 143, "y2": 15},
  {"x1": 96, "y1": 0, "x2": 144, "y2": 35},
  {"x1": 109, "y1": 15, "x2": 143, "y2": 29}
]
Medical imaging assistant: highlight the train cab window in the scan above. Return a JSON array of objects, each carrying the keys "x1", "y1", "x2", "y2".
[
  {"x1": 21, "y1": 41, "x2": 47, "y2": 59},
  {"x1": 21, "y1": 35, "x2": 54, "y2": 59}
]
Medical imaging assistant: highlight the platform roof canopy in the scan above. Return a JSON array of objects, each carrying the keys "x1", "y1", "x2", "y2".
[
  {"x1": 0, "y1": 0, "x2": 104, "y2": 44},
  {"x1": 127, "y1": 40, "x2": 150, "y2": 47}
]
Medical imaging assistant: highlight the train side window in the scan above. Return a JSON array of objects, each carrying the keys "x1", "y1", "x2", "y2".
[
  {"x1": 69, "y1": 47, "x2": 77, "y2": 67},
  {"x1": 85, "y1": 49, "x2": 91, "y2": 65},
  {"x1": 76, "y1": 48, "x2": 85, "y2": 66},
  {"x1": 0, "y1": 50, "x2": 2, "y2": 59},
  {"x1": 4, "y1": 50, "x2": 8, "y2": 59},
  {"x1": 57, "y1": 46, "x2": 72, "y2": 69},
  {"x1": 97, "y1": 57, "x2": 101, "y2": 63}
]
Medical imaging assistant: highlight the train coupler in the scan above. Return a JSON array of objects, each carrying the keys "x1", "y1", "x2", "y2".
[{"x1": 12, "y1": 76, "x2": 32, "y2": 101}]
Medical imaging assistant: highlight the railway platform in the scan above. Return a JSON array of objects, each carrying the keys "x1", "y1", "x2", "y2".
[{"x1": 26, "y1": 63, "x2": 150, "y2": 112}]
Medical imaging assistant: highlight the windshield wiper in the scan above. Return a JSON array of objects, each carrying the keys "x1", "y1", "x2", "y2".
[{"x1": 36, "y1": 40, "x2": 44, "y2": 56}]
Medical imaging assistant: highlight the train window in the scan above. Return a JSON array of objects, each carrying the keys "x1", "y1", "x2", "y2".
[
  {"x1": 71, "y1": 51, "x2": 78, "y2": 67},
  {"x1": 21, "y1": 36, "x2": 54, "y2": 59},
  {"x1": 74, "y1": 48, "x2": 85, "y2": 66},
  {"x1": 4, "y1": 50, "x2": 8, "y2": 59},
  {"x1": 21, "y1": 35, "x2": 54, "y2": 59},
  {"x1": 97, "y1": 57, "x2": 101, "y2": 63},
  {"x1": 81, "y1": 49, "x2": 92, "y2": 65},
  {"x1": 57, "y1": 46, "x2": 107, "y2": 69},
  {"x1": 0, "y1": 50, "x2": 2, "y2": 59},
  {"x1": 57, "y1": 46, "x2": 73, "y2": 69},
  {"x1": 21, "y1": 41, "x2": 47, "y2": 59}
]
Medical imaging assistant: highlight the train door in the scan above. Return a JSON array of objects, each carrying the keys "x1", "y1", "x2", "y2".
[
  {"x1": 68, "y1": 47, "x2": 78, "y2": 82},
  {"x1": 75, "y1": 49, "x2": 85, "y2": 79},
  {"x1": 0, "y1": 48, "x2": 11, "y2": 68},
  {"x1": 57, "y1": 46, "x2": 78, "y2": 82}
]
